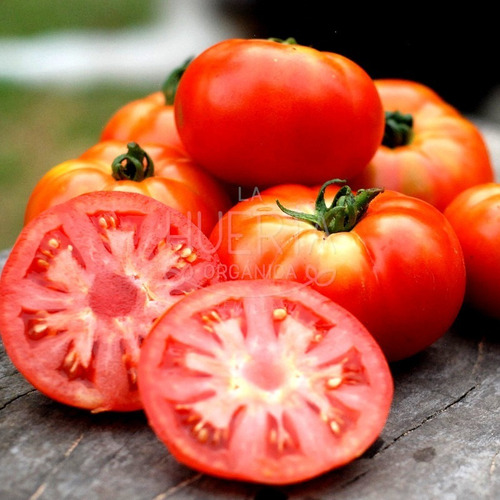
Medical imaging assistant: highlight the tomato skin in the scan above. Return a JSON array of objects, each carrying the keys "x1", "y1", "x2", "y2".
[
  {"x1": 444, "y1": 183, "x2": 500, "y2": 319},
  {"x1": 0, "y1": 191, "x2": 222, "y2": 412},
  {"x1": 175, "y1": 38, "x2": 384, "y2": 187},
  {"x1": 210, "y1": 184, "x2": 466, "y2": 361},
  {"x1": 349, "y1": 79, "x2": 494, "y2": 211},
  {"x1": 138, "y1": 279, "x2": 393, "y2": 484},
  {"x1": 24, "y1": 140, "x2": 232, "y2": 236},
  {"x1": 100, "y1": 91, "x2": 187, "y2": 154}
]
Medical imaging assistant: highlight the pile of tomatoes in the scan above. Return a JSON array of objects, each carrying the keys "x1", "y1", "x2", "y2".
[{"x1": 0, "y1": 37, "x2": 497, "y2": 485}]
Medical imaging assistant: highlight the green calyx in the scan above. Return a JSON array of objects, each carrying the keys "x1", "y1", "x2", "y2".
[
  {"x1": 383, "y1": 110, "x2": 414, "y2": 148},
  {"x1": 276, "y1": 179, "x2": 383, "y2": 234},
  {"x1": 268, "y1": 37, "x2": 297, "y2": 45},
  {"x1": 111, "y1": 142, "x2": 154, "y2": 181},
  {"x1": 162, "y1": 57, "x2": 193, "y2": 105}
]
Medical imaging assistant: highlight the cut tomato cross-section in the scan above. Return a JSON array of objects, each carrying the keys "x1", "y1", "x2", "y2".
[
  {"x1": 0, "y1": 191, "x2": 222, "y2": 412},
  {"x1": 138, "y1": 279, "x2": 393, "y2": 484}
]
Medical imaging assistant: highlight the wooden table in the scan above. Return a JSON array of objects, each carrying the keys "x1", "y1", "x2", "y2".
[{"x1": 1, "y1": 120, "x2": 500, "y2": 499}]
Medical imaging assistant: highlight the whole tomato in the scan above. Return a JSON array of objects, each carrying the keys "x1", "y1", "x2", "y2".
[
  {"x1": 210, "y1": 180, "x2": 466, "y2": 361},
  {"x1": 100, "y1": 59, "x2": 191, "y2": 154},
  {"x1": 25, "y1": 140, "x2": 232, "y2": 236},
  {"x1": 349, "y1": 79, "x2": 494, "y2": 211},
  {"x1": 444, "y1": 183, "x2": 500, "y2": 319},
  {"x1": 174, "y1": 38, "x2": 384, "y2": 187}
]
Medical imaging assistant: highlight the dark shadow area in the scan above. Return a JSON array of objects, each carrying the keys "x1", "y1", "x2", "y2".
[{"x1": 218, "y1": 1, "x2": 498, "y2": 116}]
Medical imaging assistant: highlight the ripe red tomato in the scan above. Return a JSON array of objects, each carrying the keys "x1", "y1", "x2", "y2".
[
  {"x1": 138, "y1": 279, "x2": 393, "y2": 484},
  {"x1": 210, "y1": 180, "x2": 466, "y2": 361},
  {"x1": 174, "y1": 38, "x2": 384, "y2": 187},
  {"x1": 444, "y1": 183, "x2": 500, "y2": 319},
  {"x1": 100, "y1": 59, "x2": 191, "y2": 153},
  {"x1": 0, "y1": 191, "x2": 222, "y2": 412},
  {"x1": 349, "y1": 79, "x2": 494, "y2": 211},
  {"x1": 24, "y1": 140, "x2": 232, "y2": 236}
]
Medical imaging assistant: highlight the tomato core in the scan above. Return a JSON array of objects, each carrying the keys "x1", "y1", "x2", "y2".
[
  {"x1": 89, "y1": 272, "x2": 139, "y2": 317},
  {"x1": 242, "y1": 356, "x2": 286, "y2": 391}
]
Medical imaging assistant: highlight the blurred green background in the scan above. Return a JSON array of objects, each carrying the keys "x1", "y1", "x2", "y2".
[
  {"x1": 0, "y1": 0, "x2": 159, "y2": 248},
  {"x1": 2, "y1": 1, "x2": 499, "y2": 250}
]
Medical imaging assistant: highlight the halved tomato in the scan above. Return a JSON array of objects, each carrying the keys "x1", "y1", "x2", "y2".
[
  {"x1": 0, "y1": 191, "x2": 222, "y2": 412},
  {"x1": 138, "y1": 279, "x2": 393, "y2": 484}
]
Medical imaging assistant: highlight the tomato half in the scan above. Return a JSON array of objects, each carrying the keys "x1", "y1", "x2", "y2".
[
  {"x1": 444, "y1": 183, "x2": 500, "y2": 319},
  {"x1": 174, "y1": 38, "x2": 384, "y2": 187},
  {"x1": 24, "y1": 140, "x2": 232, "y2": 236},
  {"x1": 0, "y1": 191, "x2": 222, "y2": 412},
  {"x1": 100, "y1": 59, "x2": 191, "y2": 154},
  {"x1": 210, "y1": 180, "x2": 466, "y2": 361},
  {"x1": 349, "y1": 79, "x2": 494, "y2": 211},
  {"x1": 138, "y1": 279, "x2": 393, "y2": 484}
]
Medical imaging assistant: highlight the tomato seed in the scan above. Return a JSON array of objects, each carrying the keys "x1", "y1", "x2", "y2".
[
  {"x1": 196, "y1": 427, "x2": 209, "y2": 443},
  {"x1": 326, "y1": 377, "x2": 342, "y2": 389},
  {"x1": 40, "y1": 249, "x2": 55, "y2": 258},
  {"x1": 62, "y1": 350, "x2": 79, "y2": 375},
  {"x1": 269, "y1": 428, "x2": 277, "y2": 444},
  {"x1": 212, "y1": 428, "x2": 221, "y2": 444},
  {"x1": 313, "y1": 333, "x2": 324, "y2": 343},
  {"x1": 329, "y1": 420, "x2": 341, "y2": 434},
  {"x1": 185, "y1": 252, "x2": 197, "y2": 263},
  {"x1": 272, "y1": 308, "x2": 287, "y2": 321},
  {"x1": 208, "y1": 310, "x2": 222, "y2": 322},
  {"x1": 48, "y1": 238, "x2": 60, "y2": 249},
  {"x1": 180, "y1": 247, "x2": 193, "y2": 258},
  {"x1": 28, "y1": 323, "x2": 47, "y2": 339},
  {"x1": 36, "y1": 258, "x2": 50, "y2": 269}
]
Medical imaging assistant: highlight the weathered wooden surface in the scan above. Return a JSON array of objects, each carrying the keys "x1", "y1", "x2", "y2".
[
  {"x1": 2, "y1": 120, "x2": 500, "y2": 499},
  {"x1": 1, "y1": 244, "x2": 500, "y2": 500}
]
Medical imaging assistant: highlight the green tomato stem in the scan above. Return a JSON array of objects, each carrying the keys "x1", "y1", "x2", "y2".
[
  {"x1": 111, "y1": 142, "x2": 154, "y2": 182},
  {"x1": 162, "y1": 57, "x2": 193, "y2": 105},
  {"x1": 276, "y1": 179, "x2": 383, "y2": 234},
  {"x1": 383, "y1": 110, "x2": 414, "y2": 148}
]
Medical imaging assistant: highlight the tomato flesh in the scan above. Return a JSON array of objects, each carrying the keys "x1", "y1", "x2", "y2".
[
  {"x1": 0, "y1": 191, "x2": 221, "y2": 412},
  {"x1": 138, "y1": 280, "x2": 393, "y2": 484}
]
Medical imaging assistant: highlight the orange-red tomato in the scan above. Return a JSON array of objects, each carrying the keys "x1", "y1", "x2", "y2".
[
  {"x1": 100, "y1": 92, "x2": 186, "y2": 154},
  {"x1": 349, "y1": 79, "x2": 494, "y2": 211},
  {"x1": 100, "y1": 59, "x2": 191, "y2": 153},
  {"x1": 210, "y1": 180, "x2": 466, "y2": 361},
  {"x1": 444, "y1": 183, "x2": 500, "y2": 319},
  {"x1": 175, "y1": 38, "x2": 384, "y2": 187},
  {"x1": 24, "y1": 140, "x2": 232, "y2": 236}
]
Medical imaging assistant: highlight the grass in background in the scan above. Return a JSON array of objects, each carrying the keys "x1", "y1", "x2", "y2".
[
  {"x1": 0, "y1": 81, "x2": 154, "y2": 248},
  {"x1": 0, "y1": 0, "x2": 158, "y2": 248},
  {"x1": 0, "y1": 0, "x2": 155, "y2": 36}
]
